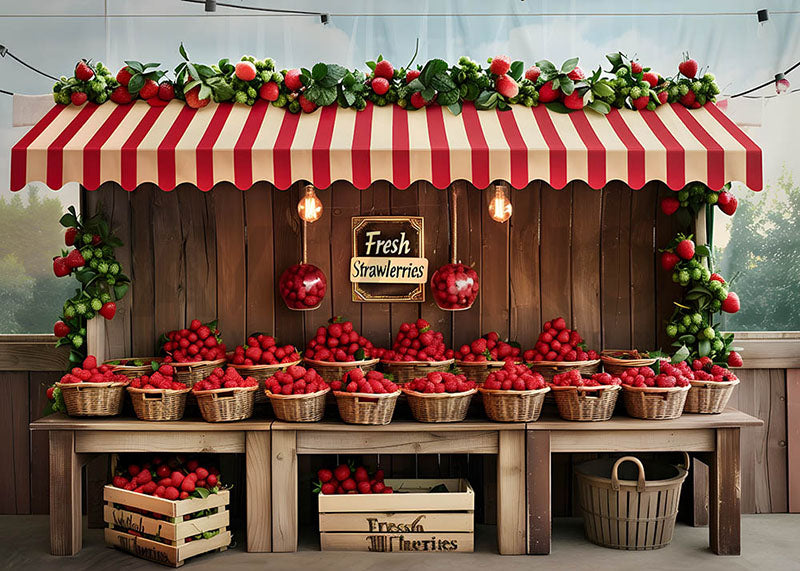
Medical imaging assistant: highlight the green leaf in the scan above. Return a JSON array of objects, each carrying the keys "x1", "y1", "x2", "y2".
[
  {"x1": 305, "y1": 85, "x2": 337, "y2": 107},
  {"x1": 354, "y1": 348, "x2": 366, "y2": 361},
  {"x1": 206, "y1": 76, "x2": 234, "y2": 101},
  {"x1": 75, "y1": 270, "x2": 97, "y2": 285},
  {"x1": 593, "y1": 82, "x2": 615, "y2": 98},
  {"x1": 436, "y1": 88, "x2": 459, "y2": 106},
  {"x1": 326, "y1": 64, "x2": 347, "y2": 83},
  {"x1": 114, "y1": 283, "x2": 129, "y2": 300},
  {"x1": 509, "y1": 60, "x2": 524, "y2": 82},
  {"x1": 447, "y1": 101, "x2": 463, "y2": 116},
  {"x1": 312, "y1": 63, "x2": 328, "y2": 82},
  {"x1": 560, "y1": 57, "x2": 579, "y2": 74},
  {"x1": 672, "y1": 345, "x2": 691, "y2": 363},
  {"x1": 195, "y1": 64, "x2": 216, "y2": 79},
  {"x1": 124, "y1": 60, "x2": 144, "y2": 74},
  {"x1": 342, "y1": 72, "x2": 356, "y2": 89},
  {"x1": 535, "y1": 59, "x2": 556, "y2": 74},
  {"x1": 544, "y1": 101, "x2": 572, "y2": 114},
  {"x1": 421, "y1": 87, "x2": 435, "y2": 101},
  {"x1": 142, "y1": 62, "x2": 161, "y2": 70},
  {"x1": 551, "y1": 77, "x2": 560, "y2": 90},
  {"x1": 696, "y1": 244, "x2": 711, "y2": 257},
  {"x1": 560, "y1": 78, "x2": 575, "y2": 95},
  {"x1": 179, "y1": 43, "x2": 189, "y2": 61},
  {"x1": 587, "y1": 100, "x2": 611, "y2": 115},
  {"x1": 198, "y1": 83, "x2": 212, "y2": 101},
  {"x1": 605, "y1": 52, "x2": 623, "y2": 70},
  {"x1": 127, "y1": 74, "x2": 145, "y2": 95},
  {"x1": 698, "y1": 339, "x2": 711, "y2": 357},
  {"x1": 420, "y1": 58, "x2": 448, "y2": 86},
  {"x1": 193, "y1": 487, "x2": 211, "y2": 499},
  {"x1": 59, "y1": 213, "x2": 78, "y2": 228},
  {"x1": 365, "y1": 61, "x2": 376, "y2": 71},
  {"x1": 340, "y1": 90, "x2": 356, "y2": 107},
  {"x1": 430, "y1": 72, "x2": 456, "y2": 93},
  {"x1": 474, "y1": 90, "x2": 498, "y2": 110}
]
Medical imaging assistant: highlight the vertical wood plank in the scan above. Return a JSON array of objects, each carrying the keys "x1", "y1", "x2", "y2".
[
  {"x1": 302, "y1": 184, "x2": 332, "y2": 335},
  {"x1": 272, "y1": 186, "x2": 305, "y2": 346},
  {"x1": 539, "y1": 186, "x2": 572, "y2": 326},
  {"x1": 214, "y1": 183, "x2": 247, "y2": 345},
  {"x1": 419, "y1": 182, "x2": 451, "y2": 346},
  {"x1": 600, "y1": 182, "x2": 632, "y2": 348},
  {"x1": 49, "y1": 431, "x2": 82, "y2": 555},
  {"x1": 85, "y1": 455, "x2": 107, "y2": 528},
  {"x1": 130, "y1": 184, "x2": 157, "y2": 356},
  {"x1": 527, "y1": 430, "x2": 551, "y2": 554},
  {"x1": 654, "y1": 182, "x2": 683, "y2": 349},
  {"x1": 709, "y1": 427, "x2": 741, "y2": 555},
  {"x1": 788, "y1": 369, "x2": 800, "y2": 513},
  {"x1": 246, "y1": 431, "x2": 271, "y2": 552},
  {"x1": 29, "y1": 372, "x2": 52, "y2": 514},
  {"x1": 330, "y1": 182, "x2": 362, "y2": 331},
  {"x1": 359, "y1": 182, "x2": 392, "y2": 348},
  {"x1": 767, "y1": 368, "x2": 788, "y2": 512},
  {"x1": 389, "y1": 184, "x2": 421, "y2": 335},
  {"x1": 481, "y1": 184, "x2": 510, "y2": 340},
  {"x1": 152, "y1": 189, "x2": 185, "y2": 337},
  {"x1": 510, "y1": 183, "x2": 540, "y2": 348},
  {"x1": 497, "y1": 430, "x2": 526, "y2": 555},
  {"x1": 244, "y1": 183, "x2": 276, "y2": 335},
  {"x1": 630, "y1": 183, "x2": 658, "y2": 350},
  {"x1": 451, "y1": 182, "x2": 482, "y2": 348},
  {"x1": 180, "y1": 185, "x2": 217, "y2": 326},
  {"x1": 0, "y1": 373, "x2": 29, "y2": 514},
  {"x1": 570, "y1": 182, "x2": 602, "y2": 350},
  {"x1": 272, "y1": 430, "x2": 297, "y2": 552}
]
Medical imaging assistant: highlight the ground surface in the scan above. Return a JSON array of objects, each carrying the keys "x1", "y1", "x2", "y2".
[{"x1": 1, "y1": 515, "x2": 798, "y2": 570}]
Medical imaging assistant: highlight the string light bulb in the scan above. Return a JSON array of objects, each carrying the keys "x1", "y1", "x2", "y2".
[
  {"x1": 488, "y1": 183, "x2": 512, "y2": 223},
  {"x1": 775, "y1": 73, "x2": 790, "y2": 94},
  {"x1": 298, "y1": 184, "x2": 323, "y2": 223}
]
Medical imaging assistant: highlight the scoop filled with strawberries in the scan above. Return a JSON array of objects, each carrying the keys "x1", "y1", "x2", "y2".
[
  {"x1": 161, "y1": 319, "x2": 226, "y2": 364},
  {"x1": 278, "y1": 263, "x2": 327, "y2": 310},
  {"x1": 430, "y1": 262, "x2": 479, "y2": 310},
  {"x1": 111, "y1": 455, "x2": 222, "y2": 501},
  {"x1": 230, "y1": 334, "x2": 301, "y2": 366},
  {"x1": 315, "y1": 463, "x2": 393, "y2": 495},
  {"x1": 523, "y1": 317, "x2": 599, "y2": 363}
]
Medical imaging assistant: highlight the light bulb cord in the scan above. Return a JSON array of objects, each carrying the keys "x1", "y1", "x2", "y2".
[{"x1": 449, "y1": 185, "x2": 458, "y2": 264}]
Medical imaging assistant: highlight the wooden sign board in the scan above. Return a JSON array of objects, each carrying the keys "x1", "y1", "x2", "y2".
[{"x1": 351, "y1": 216, "x2": 427, "y2": 302}]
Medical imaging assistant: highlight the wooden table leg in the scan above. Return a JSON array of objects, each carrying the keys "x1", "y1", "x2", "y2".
[
  {"x1": 497, "y1": 430, "x2": 526, "y2": 555},
  {"x1": 49, "y1": 431, "x2": 83, "y2": 556},
  {"x1": 709, "y1": 427, "x2": 741, "y2": 555},
  {"x1": 86, "y1": 454, "x2": 108, "y2": 529},
  {"x1": 271, "y1": 430, "x2": 297, "y2": 552},
  {"x1": 526, "y1": 430, "x2": 551, "y2": 555},
  {"x1": 246, "y1": 431, "x2": 271, "y2": 552}
]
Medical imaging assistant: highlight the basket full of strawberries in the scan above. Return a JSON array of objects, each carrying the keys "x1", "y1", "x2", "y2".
[
  {"x1": 160, "y1": 319, "x2": 227, "y2": 386},
  {"x1": 333, "y1": 369, "x2": 400, "y2": 425},
  {"x1": 600, "y1": 349, "x2": 657, "y2": 376},
  {"x1": 374, "y1": 319, "x2": 455, "y2": 384},
  {"x1": 454, "y1": 332, "x2": 522, "y2": 383},
  {"x1": 304, "y1": 317, "x2": 379, "y2": 382},
  {"x1": 127, "y1": 364, "x2": 191, "y2": 421},
  {"x1": 619, "y1": 361, "x2": 692, "y2": 420},
  {"x1": 192, "y1": 367, "x2": 259, "y2": 422},
  {"x1": 683, "y1": 358, "x2": 740, "y2": 414},
  {"x1": 56, "y1": 355, "x2": 130, "y2": 416},
  {"x1": 524, "y1": 317, "x2": 600, "y2": 381},
  {"x1": 550, "y1": 370, "x2": 622, "y2": 422},
  {"x1": 228, "y1": 334, "x2": 302, "y2": 403},
  {"x1": 264, "y1": 365, "x2": 330, "y2": 422},
  {"x1": 479, "y1": 361, "x2": 549, "y2": 422},
  {"x1": 104, "y1": 357, "x2": 164, "y2": 379},
  {"x1": 402, "y1": 371, "x2": 477, "y2": 423}
]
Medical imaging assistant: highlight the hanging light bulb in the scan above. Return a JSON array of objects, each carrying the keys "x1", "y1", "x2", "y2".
[
  {"x1": 775, "y1": 73, "x2": 790, "y2": 94},
  {"x1": 297, "y1": 184, "x2": 323, "y2": 223},
  {"x1": 488, "y1": 183, "x2": 512, "y2": 223}
]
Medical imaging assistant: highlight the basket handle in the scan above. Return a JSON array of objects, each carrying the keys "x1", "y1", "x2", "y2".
[
  {"x1": 142, "y1": 392, "x2": 166, "y2": 401},
  {"x1": 611, "y1": 456, "x2": 646, "y2": 492},
  {"x1": 677, "y1": 451, "x2": 691, "y2": 472},
  {"x1": 353, "y1": 395, "x2": 378, "y2": 406}
]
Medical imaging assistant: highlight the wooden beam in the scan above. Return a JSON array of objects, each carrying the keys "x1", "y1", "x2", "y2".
[
  {"x1": 75, "y1": 431, "x2": 245, "y2": 453},
  {"x1": 497, "y1": 430, "x2": 526, "y2": 555},
  {"x1": 788, "y1": 369, "x2": 800, "y2": 513},
  {"x1": 526, "y1": 431, "x2": 551, "y2": 555},
  {"x1": 49, "y1": 431, "x2": 85, "y2": 555},
  {"x1": 246, "y1": 431, "x2": 271, "y2": 552},
  {"x1": 271, "y1": 430, "x2": 297, "y2": 552},
  {"x1": 296, "y1": 430, "x2": 498, "y2": 455},
  {"x1": 709, "y1": 427, "x2": 741, "y2": 555},
  {"x1": 0, "y1": 337, "x2": 68, "y2": 371}
]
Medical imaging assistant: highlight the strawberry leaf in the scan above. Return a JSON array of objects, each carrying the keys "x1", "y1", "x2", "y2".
[{"x1": 354, "y1": 348, "x2": 366, "y2": 361}]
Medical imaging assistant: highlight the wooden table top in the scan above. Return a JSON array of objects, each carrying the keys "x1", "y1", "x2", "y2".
[
  {"x1": 527, "y1": 408, "x2": 763, "y2": 430},
  {"x1": 30, "y1": 413, "x2": 271, "y2": 431}
]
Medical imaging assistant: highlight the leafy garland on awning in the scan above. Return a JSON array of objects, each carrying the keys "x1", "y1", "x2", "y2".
[{"x1": 54, "y1": 45, "x2": 719, "y2": 115}]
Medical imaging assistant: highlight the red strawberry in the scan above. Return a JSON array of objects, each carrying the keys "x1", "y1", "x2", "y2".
[
  {"x1": 284, "y1": 69, "x2": 303, "y2": 92},
  {"x1": 374, "y1": 60, "x2": 394, "y2": 80},
  {"x1": 75, "y1": 61, "x2": 95, "y2": 81},
  {"x1": 354, "y1": 466, "x2": 369, "y2": 482},
  {"x1": 158, "y1": 82, "x2": 175, "y2": 101},
  {"x1": 495, "y1": 75, "x2": 519, "y2": 99},
  {"x1": 710, "y1": 273, "x2": 725, "y2": 284},
  {"x1": 320, "y1": 482, "x2": 336, "y2": 495},
  {"x1": 357, "y1": 481, "x2": 372, "y2": 494},
  {"x1": 660, "y1": 251, "x2": 680, "y2": 271},
  {"x1": 631, "y1": 61, "x2": 643, "y2": 74},
  {"x1": 679, "y1": 90, "x2": 696, "y2": 107},
  {"x1": 139, "y1": 79, "x2": 159, "y2": 100},
  {"x1": 372, "y1": 77, "x2": 390, "y2": 95},
  {"x1": 562, "y1": 90, "x2": 584, "y2": 110},
  {"x1": 524, "y1": 66, "x2": 540, "y2": 82},
  {"x1": 54, "y1": 321, "x2": 70, "y2": 337},
  {"x1": 633, "y1": 95, "x2": 649, "y2": 110},
  {"x1": 538, "y1": 80, "x2": 561, "y2": 103},
  {"x1": 661, "y1": 196, "x2": 680, "y2": 215},
  {"x1": 405, "y1": 69, "x2": 420, "y2": 84},
  {"x1": 567, "y1": 66, "x2": 584, "y2": 81},
  {"x1": 99, "y1": 302, "x2": 117, "y2": 320},
  {"x1": 110, "y1": 85, "x2": 133, "y2": 104},
  {"x1": 318, "y1": 468, "x2": 333, "y2": 483},
  {"x1": 116, "y1": 67, "x2": 133, "y2": 87},
  {"x1": 259, "y1": 81, "x2": 280, "y2": 101},
  {"x1": 718, "y1": 193, "x2": 737, "y2": 215},
  {"x1": 234, "y1": 61, "x2": 257, "y2": 82},
  {"x1": 409, "y1": 91, "x2": 428, "y2": 109},
  {"x1": 70, "y1": 91, "x2": 88, "y2": 106},
  {"x1": 678, "y1": 58, "x2": 699, "y2": 79},
  {"x1": 333, "y1": 464, "x2": 350, "y2": 482},
  {"x1": 299, "y1": 95, "x2": 317, "y2": 113},
  {"x1": 675, "y1": 239, "x2": 695, "y2": 260},
  {"x1": 643, "y1": 72, "x2": 659, "y2": 87},
  {"x1": 64, "y1": 227, "x2": 78, "y2": 246},
  {"x1": 727, "y1": 351, "x2": 743, "y2": 368},
  {"x1": 184, "y1": 86, "x2": 209, "y2": 109},
  {"x1": 66, "y1": 249, "x2": 85, "y2": 269},
  {"x1": 721, "y1": 292, "x2": 740, "y2": 313},
  {"x1": 489, "y1": 55, "x2": 511, "y2": 76},
  {"x1": 53, "y1": 257, "x2": 70, "y2": 277},
  {"x1": 657, "y1": 91, "x2": 668, "y2": 105},
  {"x1": 552, "y1": 317, "x2": 567, "y2": 330}
]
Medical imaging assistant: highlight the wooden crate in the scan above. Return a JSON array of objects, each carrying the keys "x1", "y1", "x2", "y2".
[
  {"x1": 103, "y1": 485, "x2": 231, "y2": 567},
  {"x1": 318, "y1": 478, "x2": 474, "y2": 553}
]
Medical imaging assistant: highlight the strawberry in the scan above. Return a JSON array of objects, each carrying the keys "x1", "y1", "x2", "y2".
[
  {"x1": 405, "y1": 69, "x2": 421, "y2": 84},
  {"x1": 158, "y1": 82, "x2": 175, "y2": 101},
  {"x1": 631, "y1": 61, "x2": 643, "y2": 74},
  {"x1": 495, "y1": 75, "x2": 519, "y2": 99},
  {"x1": 64, "y1": 227, "x2": 78, "y2": 246},
  {"x1": 678, "y1": 58, "x2": 699, "y2": 79},
  {"x1": 657, "y1": 91, "x2": 668, "y2": 105},
  {"x1": 334, "y1": 464, "x2": 350, "y2": 482},
  {"x1": 632, "y1": 95, "x2": 650, "y2": 110},
  {"x1": 83, "y1": 355, "x2": 97, "y2": 369},
  {"x1": 299, "y1": 95, "x2": 317, "y2": 113},
  {"x1": 184, "y1": 86, "x2": 210, "y2": 109},
  {"x1": 717, "y1": 192, "x2": 737, "y2": 215},
  {"x1": 53, "y1": 257, "x2": 70, "y2": 277},
  {"x1": 320, "y1": 482, "x2": 336, "y2": 495},
  {"x1": 410, "y1": 91, "x2": 428, "y2": 109},
  {"x1": 318, "y1": 468, "x2": 333, "y2": 483},
  {"x1": 357, "y1": 481, "x2": 372, "y2": 494},
  {"x1": 54, "y1": 321, "x2": 70, "y2": 337},
  {"x1": 567, "y1": 66, "x2": 584, "y2": 81},
  {"x1": 661, "y1": 196, "x2": 680, "y2": 215},
  {"x1": 710, "y1": 273, "x2": 725, "y2": 284},
  {"x1": 430, "y1": 262, "x2": 479, "y2": 310},
  {"x1": 679, "y1": 90, "x2": 696, "y2": 107},
  {"x1": 374, "y1": 59, "x2": 394, "y2": 80},
  {"x1": 489, "y1": 55, "x2": 511, "y2": 76},
  {"x1": 660, "y1": 251, "x2": 680, "y2": 271},
  {"x1": 721, "y1": 292, "x2": 740, "y2": 313},
  {"x1": 139, "y1": 79, "x2": 159, "y2": 100},
  {"x1": 284, "y1": 69, "x2": 303, "y2": 92},
  {"x1": 354, "y1": 466, "x2": 369, "y2": 482},
  {"x1": 70, "y1": 91, "x2": 88, "y2": 106},
  {"x1": 75, "y1": 60, "x2": 95, "y2": 82},
  {"x1": 523, "y1": 66, "x2": 540, "y2": 82},
  {"x1": 727, "y1": 351, "x2": 743, "y2": 368},
  {"x1": 164, "y1": 486, "x2": 180, "y2": 500},
  {"x1": 116, "y1": 66, "x2": 133, "y2": 86},
  {"x1": 552, "y1": 317, "x2": 566, "y2": 330},
  {"x1": 110, "y1": 85, "x2": 133, "y2": 104},
  {"x1": 99, "y1": 302, "x2": 117, "y2": 320},
  {"x1": 562, "y1": 90, "x2": 584, "y2": 110},
  {"x1": 675, "y1": 239, "x2": 695, "y2": 260},
  {"x1": 643, "y1": 72, "x2": 659, "y2": 87},
  {"x1": 66, "y1": 249, "x2": 85, "y2": 268},
  {"x1": 341, "y1": 478, "x2": 356, "y2": 492},
  {"x1": 259, "y1": 81, "x2": 280, "y2": 101},
  {"x1": 537, "y1": 80, "x2": 561, "y2": 103},
  {"x1": 234, "y1": 61, "x2": 257, "y2": 82},
  {"x1": 371, "y1": 77, "x2": 390, "y2": 95}
]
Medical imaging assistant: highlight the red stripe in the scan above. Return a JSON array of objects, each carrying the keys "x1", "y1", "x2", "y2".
[
  {"x1": 11, "y1": 105, "x2": 65, "y2": 191},
  {"x1": 460, "y1": 102, "x2": 490, "y2": 189},
  {"x1": 234, "y1": 100, "x2": 269, "y2": 189},
  {"x1": 157, "y1": 106, "x2": 197, "y2": 191},
  {"x1": 671, "y1": 104, "x2": 725, "y2": 190},
  {"x1": 312, "y1": 104, "x2": 337, "y2": 189},
  {"x1": 426, "y1": 105, "x2": 450, "y2": 189},
  {"x1": 196, "y1": 103, "x2": 233, "y2": 191},
  {"x1": 83, "y1": 104, "x2": 134, "y2": 190},
  {"x1": 46, "y1": 103, "x2": 99, "y2": 189},
  {"x1": 639, "y1": 109, "x2": 685, "y2": 190},
  {"x1": 272, "y1": 108, "x2": 301, "y2": 190},
  {"x1": 351, "y1": 102, "x2": 374, "y2": 190},
  {"x1": 605, "y1": 108, "x2": 646, "y2": 189},
  {"x1": 531, "y1": 105, "x2": 567, "y2": 189},
  {"x1": 705, "y1": 102, "x2": 763, "y2": 191},
  {"x1": 120, "y1": 106, "x2": 165, "y2": 191},
  {"x1": 496, "y1": 108, "x2": 528, "y2": 189},
  {"x1": 391, "y1": 104, "x2": 410, "y2": 189},
  {"x1": 568, "y1": 111, "x2": 606, "y2": 189}
]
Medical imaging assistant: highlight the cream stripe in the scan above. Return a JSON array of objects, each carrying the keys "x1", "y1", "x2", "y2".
[
  {"x1": 511, "y1": 108, "x2": 549, "y2": 184},
  {"x1": 99, "y1": 102, "x2": 151, "y2": 188},
  {"x1": 692, "y1": 107, "x2": 748, "y2": 185},
  {"x1": 655, "y1": 105, "x2": 706, "y2": 184},
  {"x1": 440, "y1": 107, "x2": 471, "y2": 185},
  {"x1": 479, "y1": 111, "x2": 511, "y2": 186},
  {"x1": 174, "y1": 104, "x2": 215, "y2": 186},
  {"x1": 136, "y1": 102, "x2": 184, "y2": 186},
  {"x1": 370, "y1": 105, "x2": 393, "y2": 184},
  {"x1": 290, "y1": 107, "x2": 322, "y2": 185},
  {"x1": 620, "y1": 110, "x2": 667, "y2": 185},
  {"x1": 328, "y1": 106, "x2": 356, "y2": 184},
  {"x1": 405, "y1": 108, "x2": 432, "y2": 187},
  {"x1": 212, "y1": 103, "x2": 251, "y2": 187},
  {"x1": 23, "y1": 105, "x2": 78, "y2": 187},
  {"x1": 61, "y1": 105, "x2": 114, "y2": 187},
  {"x1": 546, "y1": 107, "x2": 587, "y2": 185},
  {"x1": 584, "y1": 111, "x2": 627, "y2": 185},
  {"x1": 249, "y1": 103, "x2": 283, "y2": 185}
]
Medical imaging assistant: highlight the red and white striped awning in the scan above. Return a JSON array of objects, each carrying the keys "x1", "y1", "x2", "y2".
[{"x1": 11, "y1": 99, "x2": 762, "y2": 192}]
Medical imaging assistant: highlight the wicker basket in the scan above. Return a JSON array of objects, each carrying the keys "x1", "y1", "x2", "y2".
[
  {"x1": 684, "y1": 378, "x2": 740, "y2": 414},
  {"x1": 193, "y1": 385, "x2": 257, "y2": 422},
  {"x1": 622, "y1": 384, "x2": 690, "y2": 420},
  {"x1": 381, "y1": 359, "x2": 455, "y2": 384},
  {"x1": 575, "y1": 454, "x2": 689, "y2": 550},
  {"x1": 266, "y1": 387, "x2": 330, "y2": 422},
  {"x1": 228, "y1": 360, "x2": 301, "y2": 403},
  {"x1": 528, "y1": 359, "x2": 601, "y2": 382},
  {"x1": 57, "y1": 381, "x2": 128, "y2": 417},
  {"x1": 551, "y1": 384, "x2": 621, "y2": 422},
  {"x1": 600, "y1": 350, "x2": 657, "y2": 376},
  {"x1": 303, "y1": 358, "x2": 380, "y2": 383},
  {"x1": 172, "y1": 359, "x2": 227, "y2": 387},
  {"x1": 104, "y1": 357, "x2": 162, "y2": 379},
  {"x1": 479, "y1": 386, "x2": 549, "y2": 422},
  {"x1": 334, "y1": 390, "x2": 400, "y2": 425},
  {"x1": 455, "y1": 360, "x2": 509, "y2": 383},
  {"x1": 127, "y1": 387, "x2": 191, "y2": 421},
  {"x1": 403, "y1": 388, "x2": 476, "y2": 423}
]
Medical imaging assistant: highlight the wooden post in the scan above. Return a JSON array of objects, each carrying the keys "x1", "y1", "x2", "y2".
[
  {"x1": 787, "y1": 369, "x2": 800, "y2": 513},
  {"x1": 526, "y1": 431, "x2": 551, "y2": 555},
  {"x1": 86, "y1": 317, "x2": 106, "y2": 363},
  {"x1": 271, "y1": 430, "x2": 297, "y2": 552},
  {"x1": 49, "y1": 431, "x2": 83, "y2": 555},
  {"x1": 497, "y1": 430, "x2": 526, "y2": 555},
  {"x1": 246, "y1": 431, "x2": 271, "y2": 552},
  {"x1": 709, "y1": 427, "x2": 741, "y2": 555},
  {"x1": 84, "y1": 317, "x2": 107, "y2": 529}
]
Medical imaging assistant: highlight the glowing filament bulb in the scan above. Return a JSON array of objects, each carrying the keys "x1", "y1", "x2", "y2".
[
  {"x1": 488, "y1": 184, "x2": 512, "y2": 222},
  {"x1": 298, "y1": 184, "x2": 323, "y2": 222}
]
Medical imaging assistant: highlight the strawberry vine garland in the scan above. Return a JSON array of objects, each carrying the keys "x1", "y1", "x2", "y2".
[
  {"x1": 52, "y1": 46, "x2": 719, "y2": 116},
  {"x1": 52, "y1": 205, "x2": 131, "y2": 366},
  {"x1": 660, "y1": 182, "x2": 738, "y2": 227}
]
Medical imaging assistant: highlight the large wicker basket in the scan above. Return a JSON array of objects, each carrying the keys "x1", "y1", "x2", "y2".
[
  {"x1": 228, "y1": 360, "x2": 301, "y2": 403},
  {"x1": 381, "y1": 359, "x2": 455, "y2": 384},
  {"x1": 334, "y1": 390, "x2": 400, "y2": 425},
  {"x1": 622, "y1": 384, "x2": 690, "y2": 420},
  {"x1": 684, "y1": 378, "x2": 740, "y2": 414},
  {"x1": 551, "y1": 384, "x2": 621, "y2": 422},
  {"x1": 600, "y1": 350, "x2": 657, "y2": 376},
  {"x1": 455, "y1": 360, "x2": 509, "y2": 383},
  {"x1": 403, "y1": 388, "x2": 476, "y2": 423},
  {"x1": 172, "y1": 359, "x2": 227, "y2": 387},
  {"x1": 528, "y1": 359, "x2": 601, "y2": 382},
  {"x1": 127, "y1": 387, "x2": 191, "y2": 421},
  {"x1": 266, "y1": 387, "x2": 330, "y2": 422},
  {"x1": 104, "y1": 357, "x2": 162, "y2": 379},
  {"x1": 57, "y1": 381, "x2": 128, "y2": 417},
  {"x1": 303, "y1": 358, "x2": 379, "y2": 383},
  {"x1": 479, "y1": 386, "x2": 549, "y2": 422},
  {"x1": 575, "y1": 454, "x2": 689, "y2": 550},
  {"x1": 193, "y1": 385, "x2": 257, "y2": 422}
]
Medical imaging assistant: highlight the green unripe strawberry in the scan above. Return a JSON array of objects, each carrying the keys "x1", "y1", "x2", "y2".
[
  {"x1": 74, "y1": 302, "x2": 87, "y2": 315},
  {"x1": 109, "y1": 263, "x2": 120, "y2": 275},
  {"x1": 702, "y1": 326, "x2": 715, "y2": 339},
  {"x1": 100, "y1": 292, "x2": 112, "y2": 303},
  {"x1": 272, "y1": 71, "x2": 284, "y2": 83},
  {"x1": 691, "y1": 268, "x2": 702, "y2": 281},
  {"x1": 692, "y1": 313, "x2": 703, "y2": 325},
  {"x1": 679, "y1": 84, "x2": 689, "y2": 96},
  {"x1": 716, "y1": 288, "x2": 728, "y2": 301},
  {"x1": 679, "y1": 271, "x2": 690, "y2": 286},
  {"x1": 638, "y1": 81, "x2": 650, "y2": 90},
  {"x1": 701, "y1": 268, "x2": 710, "y2": 282},
  {"x1": 672, "y1": 271, "x2": 680, "y2": 283},
  {"x1": 707, "y1": 192, "x2": 718, "y2": 204},
  {"x1": 81, "y1": 247, "x2": 93, "y2": 260},
  {"x1": 64, "y1": 304, "x2": 76, "y2": 318},
  {"x1": 89, "y1": 259, "x2": 99, "y2": 270},
  {"x1": 682, "y1": 315, "x2": 692, "y2": 327},
  {"x1": 710, "y1": 300, "x2": 721, "y2": 312},
  {"x1": 712, "y1": 339, "x2": 723, "y2": 351},
  {"x1": 630, "y1": 87, "x2": 642, "y2": 99},
  {"x1": 82, "y1": 234, "x2": 93, "y2": 245},
  {"x1": 102, "y1": 245, "x2": 113, "y2": 257},
  {"x1": 91, "y1": 298, "x2": 102, "y2": 311},
  {"x1": 677, "y1": 323, "x2": 687, "y2": 334},
  {"x1": 72, "y1": 335, "x2": 84, "y2": 348},
  {"x1": 98, "y1": 262, "x2": 109, "y2": 274},
  {"x1": 646, "y1": 102, "x2": 656, "y2": 111},
  {"x1": 669, "y1": 86, "x2": 679, "y2": 98},
  {"x1": 106, "y1": 276, "x2": 116, "y2": 285},
  {"x1": 678, "y1": 190, "x2": 689, "y2": 201},
  {"x1": 616, "y1": 68, "x2": 627, "y2": 78},
  {"x1": 234, "y1": 91, "x2": 248, "y2": 104},
  {"x1": 85, "y1": 310, "x2": 95, "y2": 320},
  {"x1": 666, "y1": 324, "x2": 678, "y2": 338}
]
